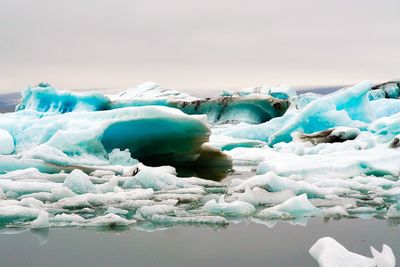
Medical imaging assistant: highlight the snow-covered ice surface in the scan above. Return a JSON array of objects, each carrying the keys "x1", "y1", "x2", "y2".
[{"x1": 0, "y1": 80, "x2": 399, "y2": 265}]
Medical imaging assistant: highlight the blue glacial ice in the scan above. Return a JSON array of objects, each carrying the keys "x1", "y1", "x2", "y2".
[
  {"x1": 0, "y1": 80, "x2": 399, "y2": 237},
  {"x1": 17, "y1": 82, "x2": 289, "y2": 124},
  {"x1": 0, "y1": 103, "x2": 214, "y2": 171},
  {"x1": 222, "y1": 81, "x2": 374, "y2": 145}
]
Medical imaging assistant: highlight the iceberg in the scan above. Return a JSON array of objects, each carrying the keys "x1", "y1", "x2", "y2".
[
  {"x1": 0, "y1": 79, "x2": 399, "y2": 233},
  {"x1": 17, "y1": 82, "x2": 290, "y2": 124},
  {"x1": 16, "y1": 83, "x2": 111, "y2": 113},
  {"x1": 221, "y1": 81, "x2": 373, "y2": 145},
  {"x1": 309, "y1": 236, "x2": 395, "y2": 267},
  {"x1": 0, "y1": 104, "x2": 213, "y2": 171}
]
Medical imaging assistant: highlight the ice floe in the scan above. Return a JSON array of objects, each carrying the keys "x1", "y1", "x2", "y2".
[{"x1": 309, "y1": 236, "x2": 395, "y2": 267}]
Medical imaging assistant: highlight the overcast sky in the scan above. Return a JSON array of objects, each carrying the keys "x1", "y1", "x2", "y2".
[{"x1": 1, "y1": 0, "x2": 399, "y2": 92}]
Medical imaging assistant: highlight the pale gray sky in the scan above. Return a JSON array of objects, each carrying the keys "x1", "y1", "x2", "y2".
[{"x1": 1, "y1": 0, "x2": 399, "y2": 92}]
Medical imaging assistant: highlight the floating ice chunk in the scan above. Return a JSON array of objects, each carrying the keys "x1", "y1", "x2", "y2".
[
  {"x1": 158, "y1": 187, "x2": 206, "y2": 195},
  {"x1": 228, "y1": 185, "x2": 258, "y2": 205},
  {"x1": 225, "y1": 147, "x2": 275, "y2": 165},
  {"x1": 310, "y1": 197, "x2": 357, "y2": 209},
  {"x1": 149, "y1": 214, "x2": 228, "y2": 226},
  {"x1": 252, "y1": 188, "x2": 295, "y2": 205},
  {"x1": 0, "y1": 178, "x2": 61, "y2": 195},
  {"x1": 224, "y1": 81, "x2": 373, "y2": 145},
  {"x1": 123, "y1": 166, "x2": 189, "y2": 190},
  {"x1": 256, "y1": 147, "x2": 400, "y2": 179},
  {"x1": 203, "y1": 196, "x2": 256, "y2": 217},
  {"x1": 105, "y1": 207, "x2": 129, "y2": 215},
  {"x1": 136, "y1": 204, "x2": 180, "y2": 219},
  {"x1": 309, "y1": 236, "x2": 396, "y2": 267},
  {"x1": 0, "y1": 103, "x2": 211, "y2": 171},
  {"x1": 269, "y1": 82, "x2": 372, "y2": 145},
  {"x1": 51, "y1": 213, "x2": 86, "y2": 224},
  {"x1": 0, "y1": 129, "x2": 14, "y2": 155},
  {"x1": 154, "y1": 193, "x2": 203, "y2": 203},
  {"x1": 31, "y1": 211, "x2": 49, "y2": 229},
  {"x1": 90, "y1": 169, "x2": 116, "y2": 178},
  {"x1": 19, "y1": 192, "x2": 52, "y2": 202},
  {"x1": 178, "y1": 177, "x2": 222, "y2": 188},
  {"x1": 259, "y1": 194, "x2": 318, "y2": 218},
  {"x1": 55, "y1": 188, "x2": 154, "y2": 209},
  {"x1": 0, "y1": 205, "x2": 39, "y2": 223},
  {"x1": 95, "y1": 177, "x2": 119, "y2": 194},
  {"x1": 16, "y1": 84, "x2": 111, "y2": 113},
  {"x1": 115, "y1": 84, "x2": 289, "y2": 124},
  {"x1": 50, "y1": 186, "x2": 77, "y2": 201},
  {"x1": 0, "y1": 168, "x2": 67, "y2": 182},
  {"x1": 228, "y1": 185, "x2": 295, "y2": 206},
  {"x1": 118, "y1": 200, "x2": 156, "y2": 211},
  {"x1": 370, "y1": 99, "x2": 400, "y2": 119},
  {"x1": 86, "y1": 214, "x2": 134, "y2": 227},
  {"x1": 320, "y1": 206, "x2": 349, "y2": 218},
  {"x1": 21, "y1": 144, "x2": 109, "y2": 169},
  {"x1": 230, "y1": 172, "x2": 326, "y2": 198},
  {"x1": 56, "y1": 195, "x2": 91, "y2": 209},
  {"x1": 63, "y1": 170, "x2": 96, "y2": 195},
  {"x1": 20, "y1": 197, "x2": 44, "y2": 209},
  {"x1": 108, "y1": 149, "x2": 138, "y2": 166},
  {"x1": 387, "y1": 204, "x2": 400, "y2": 218}
]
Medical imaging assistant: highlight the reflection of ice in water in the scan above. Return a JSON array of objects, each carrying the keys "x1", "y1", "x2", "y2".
[{"x1": 31, "y1": 228, "x2": 49, "y2": 245}]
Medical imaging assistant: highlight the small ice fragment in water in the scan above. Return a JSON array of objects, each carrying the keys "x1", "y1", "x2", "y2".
[
  {"x1": 309, "y1": 236, "x2": 395, "y2": 267},
  {"x1": 63, "y1": 170, "x2": 96, "y2": 195},
  {"x1": 86, "y1": 214, "x2": 134, "y2": 227},
  {"x1": 31, "y1": 211, "x2": 49, "y2": 229},
  {"x1": 258, "y1": 194, "x2": 318, "y2": 218},
  {"x1": 203, "y1": 195, "x2": 256, "y2": 217}
]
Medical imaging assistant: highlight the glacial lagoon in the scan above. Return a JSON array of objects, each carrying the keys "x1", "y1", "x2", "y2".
[{"x1": 0, "y1": 82, "x2": 399, "y2": 266}]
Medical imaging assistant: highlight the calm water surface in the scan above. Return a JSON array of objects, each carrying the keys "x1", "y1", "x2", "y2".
[{"x1": 0, "y1": 218, "x2": 398, "y2": 267}]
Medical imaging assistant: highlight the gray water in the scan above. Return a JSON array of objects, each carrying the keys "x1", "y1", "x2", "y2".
[{"x1": 0, "y1": 218, "x2": 398, "y2": 267}]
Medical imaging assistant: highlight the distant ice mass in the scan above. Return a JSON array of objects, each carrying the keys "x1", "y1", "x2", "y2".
[{"x1": 0, "y1": 78, "x2": 399, "y2": 266}]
